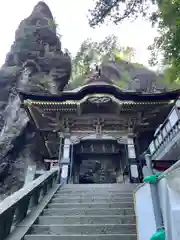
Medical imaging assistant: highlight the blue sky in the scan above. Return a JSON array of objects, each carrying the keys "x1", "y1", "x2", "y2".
[{"x1": 0, "y1": 0, "x2": 158, "y2": 68}]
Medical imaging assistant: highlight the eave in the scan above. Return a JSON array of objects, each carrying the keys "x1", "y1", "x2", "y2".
[{"x1": 18, "y1": 85, "x2": 180, "y2": 103}]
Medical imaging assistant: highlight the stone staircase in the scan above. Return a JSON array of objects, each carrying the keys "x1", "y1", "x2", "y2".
[{"x1": 24, "y1": 184, "x2": 137, "y2": 240}]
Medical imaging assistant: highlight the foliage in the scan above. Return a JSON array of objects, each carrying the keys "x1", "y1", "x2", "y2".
[
  {"x1": 88, "y1": 0, "x2": 157, "y2": 27},
  {"x1": 162, "y1": 65, "x2": 180, "y2": 90},
  {"x1": 71, "y1": 35, "x2": 141, "y2": 89},
  {"x1": 47, "y1": 18, "x2": 57, "y2": 28},
  {"x1": 47, "y1": 17, "x2": 62, "y2": 39},
  {"x1": 71, "y1": 35, "x2": 121, "y2": 88},
  {"x1": 88, "y1": 0, "x2": 180, "y2": 85},
  {"x1": 148, "y1": 0, "x2": 180, "y2": 83}
]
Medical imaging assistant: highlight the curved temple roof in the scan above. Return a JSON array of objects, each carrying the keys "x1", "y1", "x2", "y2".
[
  {"x1": 19, "y1": 83, "x2": 180, "y2": 103},
  {"x1": 18, "y1": 82, "x2": 180, "y2": 155}
]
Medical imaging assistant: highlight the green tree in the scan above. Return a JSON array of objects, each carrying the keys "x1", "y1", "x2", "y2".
[
  {"x1": 88, "y1": 0, "x2": 157, "y2": 27},
  {"x1": 70, "y1": 35, "x2": 140, "y2": 89},
  {"x1": 148, "y1": 1, "x2": 180, "y2": 83},
  {"x1": 88, "y1": 0, "x2": 180, "y2": 84}
]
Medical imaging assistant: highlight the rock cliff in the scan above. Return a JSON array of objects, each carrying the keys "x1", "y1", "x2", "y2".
[
  {"x1": 100, "y1": 60, "x2": 166, "y2": 92},
  {"x1": 0, "y1": 1, "x2": 71, "y2": 198}
]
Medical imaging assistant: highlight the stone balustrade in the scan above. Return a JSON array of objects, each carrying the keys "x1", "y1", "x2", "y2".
[{"x1": 0, "y1": 169, "x2": 58, "y2": 240}]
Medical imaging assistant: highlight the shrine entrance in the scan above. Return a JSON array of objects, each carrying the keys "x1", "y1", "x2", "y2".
[{"x1": 72, "y1": 139, "x2": 128, "y2": 184}]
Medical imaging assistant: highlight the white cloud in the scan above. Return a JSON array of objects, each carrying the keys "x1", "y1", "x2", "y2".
[{"x1": 0, "y1": 0, "x2": 158, "y2": 68}]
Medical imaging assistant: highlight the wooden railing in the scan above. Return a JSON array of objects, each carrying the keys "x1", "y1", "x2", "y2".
[{"x1": 0, "y1": 169, "x2": 58, "y2": 240}]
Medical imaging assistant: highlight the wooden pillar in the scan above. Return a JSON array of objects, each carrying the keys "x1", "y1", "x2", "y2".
[{"x1": 24, "y1": 165, "x2": 36, "y2": 185}]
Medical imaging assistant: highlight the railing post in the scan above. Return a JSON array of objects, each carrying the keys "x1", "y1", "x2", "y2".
[
  {"x1": 24, "y1": 165, "x2": 36, "y2": 185},
  {"x1": 42, "y1": 180, "x2": 48, "y2": 196},
  {"x1": 31, "y1": 187, "x2": 41, "y2": 207},
  {"x1": 0, "y1": 207, "x2": 15, "y2": 240},
  {"x1": 48, "y1": 176, "x2": 53, "y2": 189},
  {"x1": 15, "y1": 194, "x2": 31, "y2": 223}
]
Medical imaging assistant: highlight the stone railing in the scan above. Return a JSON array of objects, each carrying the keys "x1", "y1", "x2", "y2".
[{"x1": 0, "y1": 169, "x2": 58, "y2": 240}]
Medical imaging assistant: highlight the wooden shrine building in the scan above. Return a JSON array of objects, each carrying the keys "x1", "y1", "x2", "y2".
[{"x1": 19, "y1": 74, "x2": 180, "y2": 184}]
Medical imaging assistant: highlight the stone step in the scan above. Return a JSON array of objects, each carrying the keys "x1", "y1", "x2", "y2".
[
  {"x1": 50, "y1": 198, "x2": 134, "y2": 204},
  {"x1": 60, "y1": 184, "x2": 137, "y2": 188},
  {"x1": 37, "y1": 215, "x2": 136, "y2": 225},
  {"x1": 25, "y1": 234, "x2": 137, "y2": 240},
  {"x1": 59, "y1": 185, "x2": 136, "y2": 191},
  {"x1": 59, "y1": 186, "x2": 136, "y2": 190},
  {"x1": 54, "y1": 192, "x2": 133, "y2": 198},
  {"x1": 24, "y1": 184, "x2": 137, "y2": 240},
  {"x1": 42, "y1": 208, "x2": 134, "y2": 216},
  {"x1": 47, "y1": 202, "x2": 134, "y2": 209},
  {"x1": 58, "y1": 188, "x2": 134, "y2": 192},
  {"x1": 57, "y1": 191, "x2": 134, "y2": 195},
  {"x1": 30, "y1": 224, "x2": 137, "y2": 235},
  {"x1": 56, "y1": 190, "x2": 133, "y2": 194},
  {"x1": 58, "y1": 187, "x2": 135, "y2": 191},
  {"x1": 54, "y1": 193, "x2": 133, "y2": 198}
]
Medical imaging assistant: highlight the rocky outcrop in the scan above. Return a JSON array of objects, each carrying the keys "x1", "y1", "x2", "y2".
[
  {"x1": 0, "y1": 2, "x2": 71, "y2": 198},
  {"x1": 100, "y1": 60, "x2": 166, "y2": 92},
  {"x1": 4, "y1": 1, "x2": 71, "y2": 93}
]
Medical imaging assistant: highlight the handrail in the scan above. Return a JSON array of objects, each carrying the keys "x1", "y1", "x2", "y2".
[
  {"x1": 134, "y1": 153, "x2": 165, "y2": 239},
  {"x1": 134, "y1": 157, "x2": 180, "y2": 239},
  {"x1": 135, "y1": 156, "x2": 180, "y2": 239},
  {"x1": 135, "y1": 159, "x2": 180, "y2": 191},
  {"x1": 0, "y1": 169, "x2": 58, "y2": 240},
  {"x1": 157, "y1": 158, "x2": 180, "y2": 181}
]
